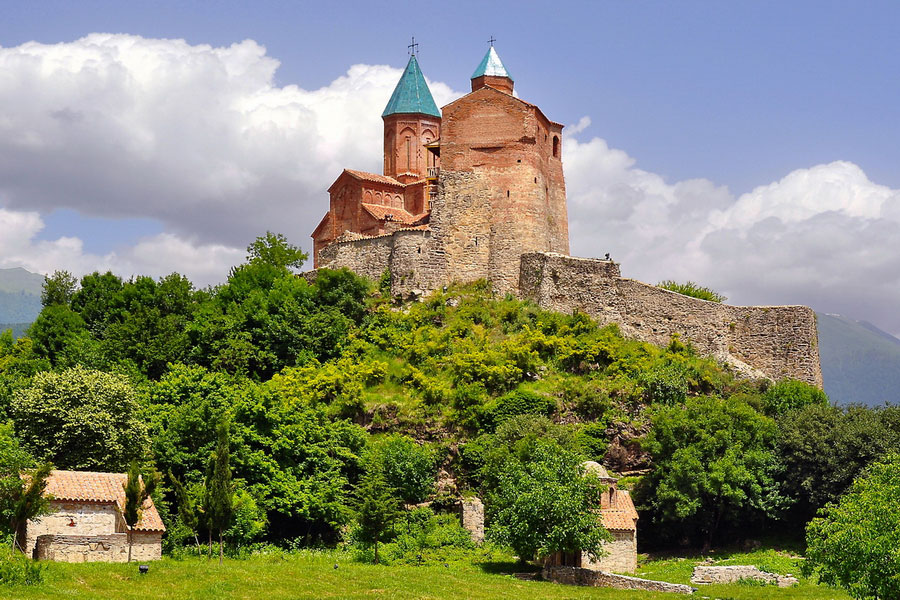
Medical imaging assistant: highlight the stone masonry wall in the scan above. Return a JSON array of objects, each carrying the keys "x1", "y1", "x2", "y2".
[
  {"x1": 458, "y1": 497, "x2": 485, "y2": 544},
  {"x1": 691, "y1": 565, "x2": 799, "y2": 587},
  {"x1": 582, "y1": 530, "x2": 637, "y2": 574},
  {"x1": 317, "y1": 233, "x2": 395, "y2": 282},
  {"x1": 25, "y1": 501, "x2": 119, "y2": 558},
  {"x1": 35, "y1": 532, "x2": 162, "y2": 563},
  {"x1": 542, "y1": 566, "x2": 693, "y2": 594},
  {"x1": 519, "y1": 252, "x2": 822, "y2": 387}
]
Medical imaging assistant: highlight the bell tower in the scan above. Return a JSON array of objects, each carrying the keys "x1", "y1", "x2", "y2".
[{"x1": 382, "y1": 50, "x2": 442, "y2": 184}]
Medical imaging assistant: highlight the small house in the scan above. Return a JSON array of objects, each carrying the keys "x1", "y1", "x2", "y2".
[
  {"x1": 24, "y1": 470, "x2": 165, "y2": 562},
  {"x1": 546, "y1": 461, "x2": 638, "y2": 573}
]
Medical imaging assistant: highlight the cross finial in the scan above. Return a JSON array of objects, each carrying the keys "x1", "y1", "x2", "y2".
[
  {"x1": 408, "y1": 36, "x2": 419, "y2": 56},
  {"x1": 487, "y1": 36, "x2": 496, "y2": 47}
]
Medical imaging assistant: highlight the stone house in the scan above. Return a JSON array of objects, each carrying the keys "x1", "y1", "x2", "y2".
[
  {"x1": 24, "y1": 470, "x2": 165, "y2": 562},
  {"x1": 546, "y1": 462, "x2": 638, "y2": 573}
]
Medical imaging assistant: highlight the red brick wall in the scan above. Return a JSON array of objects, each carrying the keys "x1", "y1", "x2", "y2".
[{"x1": 383, "y1": 114, "x2": 441, "y2": 181}]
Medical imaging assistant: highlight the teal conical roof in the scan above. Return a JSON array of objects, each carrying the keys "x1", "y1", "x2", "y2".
[
  {"x1": 382, "y1": 55, "x2": 441, "y2": 118},
  {"x1": 471, "y1": 47, "x2": 513, "y2": 81}
]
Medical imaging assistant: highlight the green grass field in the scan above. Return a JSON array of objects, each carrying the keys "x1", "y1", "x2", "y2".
[{"x1": 0, "y1": 548, "x2": 852, "y2": 600}]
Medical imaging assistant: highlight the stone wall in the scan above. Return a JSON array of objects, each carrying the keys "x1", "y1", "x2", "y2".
[
  {"x1": 691, "y1": 565, "x2": 798, "y2": 587},
  {"x1": 25, "y1": 501, "x2": 120, "y2": 558},
  {"x1": 542, "y1": 566, "x2": 693, "y2": 594},
  {"x1": 317, "y1": 233, "x2": 396, "y2": 282},
  {"x1": 583, "y1": 530, "x2": 637, "y2": 574},
  {"x1": 519, "y1": 252, "x2": 822, "y2": 387},
  {"x1": 35, "y1": 532, "x2": 162, "y2": 563}
]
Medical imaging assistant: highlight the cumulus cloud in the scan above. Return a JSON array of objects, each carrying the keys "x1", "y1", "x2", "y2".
[
  {"x1": 564, "y1": 134, "x2": 900, "y2": 336},
  {"x1": 2, "y1": 34, "x2": 898, "y2": 334},
  {"x1": 0, "y1": 33, "x2": 458, "y2": 249}
]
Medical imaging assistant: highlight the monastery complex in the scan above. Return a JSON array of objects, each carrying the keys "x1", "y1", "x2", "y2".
[{"x1": 311, "y1": 46, "x2": 822, "y2": 388}]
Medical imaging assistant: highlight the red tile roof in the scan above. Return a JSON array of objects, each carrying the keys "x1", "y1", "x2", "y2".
[
  {"x1": 344, "y1": 169, "x2": 404, "y2": 187},
  {"x1": 601, "y1": 490, "x2": 638, "y2": 532},
  {"x1": 44, "y1": 470, "x2": 165, "y2": 532},
  {"x1": 361, "y1": 203, "x2": 418, "y2": 224}
]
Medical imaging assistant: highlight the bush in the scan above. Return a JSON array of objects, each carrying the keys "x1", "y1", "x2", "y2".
[
  {"x1": 0, "y1": 549, "x2": 44, "y2": 585},
  {"x1": 640, "y1": 366, "x2": 688, "y2": 406},
  {"x1": 480, "y1": 389, "x2": 556, "y2": 432},
  {"x1": 657, "y1": 280, "x2": 727, "y2": 303},
  {"x1": 761, "y1": 379, "x2": 828, "y2": 417},
  {"x1": 367, "y1": 435, "x2": 437, "y2": 505}
]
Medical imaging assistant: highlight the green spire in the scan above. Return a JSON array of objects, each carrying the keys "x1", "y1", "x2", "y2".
[
  {"x1": 471, "y1": 46, "x2": 513, "y2": 81},
  {"x1": 382, "y1": 55, "x2": 441, "y2": 118}
]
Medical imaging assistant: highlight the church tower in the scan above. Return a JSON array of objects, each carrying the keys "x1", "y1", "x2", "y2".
[
  {"x1": 382, "y1": 54, "x2": 442, "y2": 184},
  {"x1": 470, "y1": 46, "x2": 514, "y2": 94}
]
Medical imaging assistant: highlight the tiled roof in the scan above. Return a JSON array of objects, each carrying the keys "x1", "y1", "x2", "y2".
[
  {"x1": 382, "y1": 55, "x2": 441, "y2": 118},
  {"x1": 601, "y1": 490, "x2": 638, "y2": 531},
  {"x1": 361, "y1": 203, "x2": 418, "y2": 224},
  {"x1": 44, "y1": 470, "x2": 166, "y2": 532},
  {"x1": 344, "y1": 169, "x2": 404, "y2": 187},
  {"x1": 471, "y1": 46, "x2": 514, "y2": 81}
]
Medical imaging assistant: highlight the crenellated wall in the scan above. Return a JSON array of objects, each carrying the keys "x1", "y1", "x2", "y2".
[{"x1": 519, "y1": 252, "x2": 822, "y2": 387}]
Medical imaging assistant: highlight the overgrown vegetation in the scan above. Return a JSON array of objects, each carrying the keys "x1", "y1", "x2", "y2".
[
  {"x1": 657, "y1": 280, "x2": 727, "y2": 303},
  {"x1": 0, "y1": 233, "x2": 892, "y2": 600}
]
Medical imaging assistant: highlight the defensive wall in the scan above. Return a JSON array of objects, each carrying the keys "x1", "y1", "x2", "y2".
[{"x1": 518, "y1": 252, "x2": 822, "y2": 387}]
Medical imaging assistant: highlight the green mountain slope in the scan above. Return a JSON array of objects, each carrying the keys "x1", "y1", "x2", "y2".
[
  {"x1": 0, "y1": 267, "x2": 44, "y2": 331},
  {"x1": 817, "y1": 313, "x2": 900, "y2": 406}
]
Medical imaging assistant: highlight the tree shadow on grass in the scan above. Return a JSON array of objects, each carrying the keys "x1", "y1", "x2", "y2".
[{"x1": 476, "y1": 560, "x2": 539, "y2": 575}]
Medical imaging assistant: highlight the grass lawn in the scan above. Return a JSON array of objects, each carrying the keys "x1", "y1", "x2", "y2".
[{"x1": 1, "y1": 549, "x2": 852, "y2": 600}]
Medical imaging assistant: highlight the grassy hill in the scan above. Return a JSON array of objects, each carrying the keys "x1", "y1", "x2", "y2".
[{"x1": 817, "y1": 313, "x2": 900, "y2": 406}]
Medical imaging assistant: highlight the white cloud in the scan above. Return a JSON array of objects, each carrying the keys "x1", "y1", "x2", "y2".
[
  {"x1": 0, "y1": 34, "x2": 459, "y2": 251},
  {"x1": 564, "y1": 136, "x2": 900, "y2": 336},
  {"x1": 2, "y1": 34, "x2": 899, "y2": 335}
]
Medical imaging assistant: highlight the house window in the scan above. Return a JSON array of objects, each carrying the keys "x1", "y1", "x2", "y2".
[{"x1": 552, "y1": 135, "x2": 559, "y2": 158}]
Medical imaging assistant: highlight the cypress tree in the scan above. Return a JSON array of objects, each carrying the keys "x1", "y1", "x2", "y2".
[
  {"x1": 122, "y1": 462, "x2": 159, "y2": 563},
  {"x1": 205, "y1": 419, "x2": 233, "y2": 564}
]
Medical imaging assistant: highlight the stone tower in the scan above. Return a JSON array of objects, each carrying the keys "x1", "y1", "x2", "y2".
[
  {"x1": 429, "y1": 46, "x2": 570, "y2": 294},
  {"x1": 382, "y1": 54, "x2": 442, "y2": 184}
]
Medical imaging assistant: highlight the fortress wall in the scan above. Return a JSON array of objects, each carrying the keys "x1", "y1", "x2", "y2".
[
  {"x1": 388, "y1": 230, "x2": 447, "y2": 296},
  {"x1": 519, "y1": 252, "x2": 822, "y2": 387},
  {"x1": 317, "y1": 234, "x2": 394, "y2": 282}
]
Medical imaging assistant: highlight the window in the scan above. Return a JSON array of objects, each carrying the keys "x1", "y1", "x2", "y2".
[{"x1": 552, "y1": 135, "x2": 559, "y2": 157}]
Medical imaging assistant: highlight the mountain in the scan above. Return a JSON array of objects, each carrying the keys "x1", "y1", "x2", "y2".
[
  {"x1": 0, "y1": 267, "x2": 44, "y2": 335},
  {"x1": 817, "y1": 313, "x2": 900, "y2": 406}
]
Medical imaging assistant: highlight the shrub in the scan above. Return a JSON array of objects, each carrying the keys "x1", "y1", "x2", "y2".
[
  {"x1": 367, "y1": 435, "x2": 437, "y2": 505},
  {"x1": 480, "y1": 389, "x2": 556, "y2": 432},
  {"x1": 761, "y1": 379, "x2": 828, "y2": 416},
  {"x1": 0, "y1": 549, "x2": 44, "y2": 585},
  {"x1": 657, "y1": 280, "x2": 727, "y2": 303},
  {"x1": 640, "y1": 365, "x2": 688, "y2": 406}
]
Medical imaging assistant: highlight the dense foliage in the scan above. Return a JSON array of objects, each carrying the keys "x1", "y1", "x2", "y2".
[
  {"x1": 2, "y1": 232, "x2": 897, "y2": 571},
  {"x1": 805, "y1": 453, "x2": 900, "y2": 599}
]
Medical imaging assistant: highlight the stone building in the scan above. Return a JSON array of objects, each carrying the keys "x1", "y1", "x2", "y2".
[
  {"x1": 546, "y1": 462, "x2": 638, "y2": 574},
  {"x1": 24, "y1": 470, "x2": 165, "y2": 563},
  {"x1": 310, "y1": 45, "x2": 822, "y2": 387}
]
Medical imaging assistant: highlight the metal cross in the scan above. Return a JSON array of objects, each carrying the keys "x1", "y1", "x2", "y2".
[
  {"x1": 487, "y1": 36, "x2": 496, "y2": 47},
  {"x1": 408, "y1": 36, "x2": 419, "y2": 56}
]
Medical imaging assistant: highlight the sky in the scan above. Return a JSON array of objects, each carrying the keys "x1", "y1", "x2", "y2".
[{"x1": 1, "y1": 1, "x2": 900, "y2": 334}]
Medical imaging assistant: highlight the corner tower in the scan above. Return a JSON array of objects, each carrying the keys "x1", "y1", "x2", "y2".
[
  {"x1": 470, "y1": 46, "x2": 514, "y2": 94},
  {"x1": 382, "y1": 54, "x2": 442, "y2": 185}
]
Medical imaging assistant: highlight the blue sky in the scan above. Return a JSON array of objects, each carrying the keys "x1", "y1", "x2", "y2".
[{"x1": 1, "y1": 1, "x2": 900, "y2": 333}]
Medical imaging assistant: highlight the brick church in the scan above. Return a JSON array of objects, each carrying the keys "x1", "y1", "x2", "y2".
[
  {"x1": 309, "y1": 45, "x2": 823, "y2": 389},
  {"x1": 311, "y1": 45, "x2": 569, "y2": 296}
]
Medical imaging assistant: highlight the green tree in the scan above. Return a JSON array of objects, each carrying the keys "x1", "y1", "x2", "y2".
[
  {"x1": 246, "y1": 232, "x2": 308, "y2": 270},
  {"x1": 639, "y1": 396, "x2": 786, "y2": 549},
  {"x1": 805, "y1": 453, "x2": 900, "y2": 599},
  {"x1": 205, "y1": 419, "x2": 233, "y2": 564},
  {"x1": 777, "y1": 403, "x2": 900, "y2": 524},
  {"x1": 353, "y1": 468, "x2": 401, "y2": 564},
  {"x1": 41, "y1": 270, "x2": 78, "y2": 307},
  {"x1": 27, "y1": 305, "x2": 93, "y2": 367},
  {"x1": 657, "y1": 280, "x2": 726, "y2": 303},
  {"x1": 12, "y1": 367, "x2": 149, "y2": 471},
  {"x1": 0, "y1": 424, "x2": 52, "y2": 552},
  {"x1": 122, "y1": 462, "x2": 160, "y2": 562},
  {"x1": 367, "y1": 435, "x2": 436, "y2": 505},
  {"x1": 486, "y1": 439, "x2": 610, "y2": 563},
  {"x1": 168, "y1": 470, "x2": 200, "y2": 552}
]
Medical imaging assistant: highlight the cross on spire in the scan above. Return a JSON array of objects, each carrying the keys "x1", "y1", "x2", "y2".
[
  {"x1": 487, "y1": 36, "x2": 496, "y2": 47},
  {"x1": 408, "y1": 36, "x2": 419, "y2": 56}
]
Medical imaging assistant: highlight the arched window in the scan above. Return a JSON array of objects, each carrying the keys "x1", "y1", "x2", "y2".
[{"x1": 552, "y1": 135, "x2": 560, "y2": 158}]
